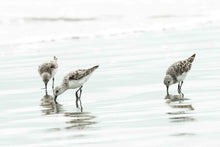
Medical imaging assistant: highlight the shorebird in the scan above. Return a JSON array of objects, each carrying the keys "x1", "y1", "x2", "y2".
[
  {"x1": 54, "y1": 65, "x2": 99, "y2": 110},
  {"x1": 164, "y1": 54, "x2": 196, "y2": 95},
  {"x1": 38, "y1": 56, "x2": 58, "y2": 95}
]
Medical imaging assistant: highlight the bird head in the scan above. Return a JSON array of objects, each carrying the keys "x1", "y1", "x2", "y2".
[
  {"x1": 54, "y1": 85, "x2": 66, "y2": 99},
  {"x1": 163, "y1": 75, "x2": 174, "y2": 95},
  {"x1": 42, "y1": 73, "x2": 50, "y2": 84}
]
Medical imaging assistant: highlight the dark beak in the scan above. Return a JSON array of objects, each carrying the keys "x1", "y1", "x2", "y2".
[
  {"x1": 54, "y1": 95, "x2": 58, "y2": 104},
  {"x1": 166, "y1": 85, "x2": 169, "y2": 95}
]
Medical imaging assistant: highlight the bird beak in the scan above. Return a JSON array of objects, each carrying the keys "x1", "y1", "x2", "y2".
[
  {"x1": 166, "y1": 85, "x2": 169, "y2": 95},
  {"x1": 54, "y1": 95, "x2": 57, "y2": 104}
]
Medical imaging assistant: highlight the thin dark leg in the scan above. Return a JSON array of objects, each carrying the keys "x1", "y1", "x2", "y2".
[
  {"x1": 178, "y1": 81, "x2": 184, "y2": 101},
  {"x1": 76, "y1": 86, "x2": 82, "y2": 93},
  {"x1": 179, "y1": 81, "x2": 183, "y2": 94},
  {"x1": 180, "y1": 81, "x2": 183, "y2": 89},
  {"x1": 79, "y1": 87, "x2": 83, "y2": 112},
  {"x1": 52, "y1": 77, "x2": 55, "y2": 92},
  {"x1": 79, "y1": 86, "x2": 82, "y2": 98},
  {"x1": 45, "y1": 83, "x2": 48, "y2": 95},
  {"x1": 54, "y1": 96, "x2": 57, "y2": 104},
  {"x1": 180, "y1": 81, "x2": 184, "y2": 98},
  {"x1": 75, "y1": 90, "x2": 79, "y2": 108},
  {"x1": 75, "y1": 86, "x2": 82, "y2": 108},
  {"x1": 181, "y1": 92, "x2": 184, "y2": 98},
  {"x1": 178, "y1": 82, "x2": 181, "y2": 94}
]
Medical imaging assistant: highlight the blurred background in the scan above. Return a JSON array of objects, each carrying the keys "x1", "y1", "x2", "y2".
[
  {"x1": 1, "y1": 0, "x2": 220, "y2": 45},
  {"x1": 0, "y1": 0, "x2": 220, "y2": 146}
]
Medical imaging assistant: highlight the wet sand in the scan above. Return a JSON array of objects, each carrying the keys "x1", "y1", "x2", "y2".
[{"x1": 1, "y1": 26, "x2": 220, "y2": 146}]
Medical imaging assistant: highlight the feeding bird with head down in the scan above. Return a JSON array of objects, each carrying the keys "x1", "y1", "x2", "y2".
[
  {"x1": 164, "y1": 54, "x2": 196, "y2": 95},
  {"x1": 38, "y1": 56, "x2": 58, "y2": 95},
  {"x1": 54, "y1": 65, "x2": 99, "y2": 111}
]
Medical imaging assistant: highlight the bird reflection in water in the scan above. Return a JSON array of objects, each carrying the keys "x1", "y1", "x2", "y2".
[
  {"x1": 41, "y1": 94, "x2": 63, "y2": 115},
  {"x1": 165, "y1": 93, "x2": 189, "y2": 104},
  {"x1": 165, "y1": 94, "x2": 195, "y2": 123},
  {"x1": 64, "y1": 112, "x2": 97, "y2": 130},
  {"x1": 41, "y1": 95, "x2": 97, "y2": 130}
]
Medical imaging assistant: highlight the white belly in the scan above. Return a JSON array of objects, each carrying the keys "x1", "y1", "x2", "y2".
[
  {"x1": 177, "y1": 72, "x2": 187, "y2": 82},
  {"x1": 68, "y1": 74, "x2": 92, "y2": 89},
  {"x1": 51, "y1": 69, "x2": 57, "y2": 78}
]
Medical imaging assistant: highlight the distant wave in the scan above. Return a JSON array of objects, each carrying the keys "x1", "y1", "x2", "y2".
[
  {"x1": 0, "y1": 20, "x2": 215, "y2": 46},
  {"x1": 0, "y1": 14, "x2": 218, "y2": 46},
  {"x1": 149, "y1": 15, "x2": 177, "y2": 19},
  {"x1": 23, "y1": 17, "x2": 96, "y2": 22},
  {"x1": 148, "y1": 14, "x2": 204, "y2": 19}
]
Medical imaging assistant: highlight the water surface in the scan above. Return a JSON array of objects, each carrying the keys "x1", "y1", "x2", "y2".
[{"x1": 1, "y1": 0, "x2": 220, "y2": 146}]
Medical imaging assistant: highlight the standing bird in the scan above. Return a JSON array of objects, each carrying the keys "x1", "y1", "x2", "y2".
[
  {"x1": 38, "y1": 56, "x2": 58, "y2": 95},
  {"x1": 164, "y1": 54, "x2": 196, "y2": 95},
  {"x1": 54, "y1": 65, "x2": 99, "y2": 110}
]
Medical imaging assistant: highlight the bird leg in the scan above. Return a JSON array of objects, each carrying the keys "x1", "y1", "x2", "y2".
[
  {"x1": 75, "y1": 86, "x2": 83, "y2": 111},
  {"x1": 45, "y1": 83, "x2": 48, "y2": 95},
  {"x1": 178, "y1": 81, "x2": 183, "y2": 94},
  {"x1": 75, "y1": 86, "x2": 83, "y2": 108},
  {"x1": 178, "y1": 82, "x2": 181, "y2": 94},
  {"x1": 75, "y1": 90, "x2": 79, "y2": 108},
  {"x1": 52, "y1": 77, "x2": 55, "y2": 92},
  {"x1": 180, "y1": 81, "x2": 183, "y2": 88},
  {"x1": 178, "y1": 81, "x2": 184, "y2": 101},
  {"x1": 180, "y1": 81, "x2": 184, "y2": 95},
  {"x1": 78, "y1": 86, "x2": 83, "y2": 98},
  {"x1": 54, "y1": 96, "x2": 58, "y2": 104},
  {"x1": 79, "y1": 87, "x2": 83, "y2": 112}
]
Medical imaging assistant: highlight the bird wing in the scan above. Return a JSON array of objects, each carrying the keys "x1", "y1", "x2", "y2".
[
  {"x1": 67, "y1": 65, "x2": 99, "y2": 80},
  {"x1": 38, "y1": 62, "x2": 57, "y2": 75},
  {"x1": 166, "y1": 60, "x2": 192, "y2": 77},
  {"x1": 68, "y1": 69, "x2": 91, "y2": 80},
  {"x1": 50, "y1": 61, "x2": 58, "y2": 69}
]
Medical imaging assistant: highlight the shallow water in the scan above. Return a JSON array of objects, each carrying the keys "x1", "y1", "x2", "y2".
[
  {"x1": 1, "y1": 0, "x2": 220, "y2": 146},
  {"x1": 1, "y1": 25, "x2": 220, "y2": 146}
]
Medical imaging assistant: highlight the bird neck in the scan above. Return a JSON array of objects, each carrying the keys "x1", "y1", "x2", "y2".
[
  {"x1": 61, "y1": 84, "x2": 68, "y2": 92},
  {"x1": 57, "y1": 84, "x2": 68, "y2": 96}
]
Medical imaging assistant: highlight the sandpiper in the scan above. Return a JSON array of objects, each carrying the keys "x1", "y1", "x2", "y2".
[
  {"x1": 38, "y1": 56, "x2": 58, "y2": 95},
  {"x1": 164, "y1": 54, "x2": 196, "y2": 95},
  {"x1": 54, "y1": 65, "x2": 99, "y2": 110}
]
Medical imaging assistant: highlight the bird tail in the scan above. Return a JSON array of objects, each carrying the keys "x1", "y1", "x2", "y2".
[
  {"x1": 91, "y1": 65, "x2": 99, "y2": 71},
  {"x1": 54, "y1": 56, "x2": 58, "y2": 61},
  {"x1": 86, "y1": 65, "x2": 99, "y2": 75},
  {"x1": 92, "y1": 65, "x2": 99, "y2": 70},
  {"x1": 89, "y1": 65, "x2": 99, "y2": 72},
  {"x1": 187, "y1": 54, "x2": 196, "y2": 63}
]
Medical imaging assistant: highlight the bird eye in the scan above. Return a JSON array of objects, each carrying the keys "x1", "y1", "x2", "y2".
[
  {"x1": 168, "y1": 81, "x2": 170, "y2": 84},
  {"x1": 56, "y1": 90, "x2": 58, "y2": 93}
]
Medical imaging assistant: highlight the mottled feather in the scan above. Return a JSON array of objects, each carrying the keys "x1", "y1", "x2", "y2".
[
  {"x1": 166, "y1": 54, "x2": 195, "y2": 83},
  {"x1": 62, "y1": 65, "x2": 99, "y2": 86},
  {"x1": 38, "y1": 59, "x2": 58, "y2": 75}
]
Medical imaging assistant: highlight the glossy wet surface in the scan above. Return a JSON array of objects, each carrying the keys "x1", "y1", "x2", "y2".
[
  {"x1": 1, "y1": 0, "x2": 220, "y2": 145},
  {"x1": 1, "y1": 25, "x2": 220, "y2": 146}
]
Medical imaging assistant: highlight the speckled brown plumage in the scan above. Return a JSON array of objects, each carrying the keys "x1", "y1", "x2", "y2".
[
  {"x1": 62, "y1": 65, "x2": 99, "y2": 85},
  {"x1": 54, "y1": 65, "x2": 99, "y2": 107},
  {"x1": 38, "y1": 56, "x2": 58, "y2": 95},
  {"x1": 38, "y1": 58, "x2": 58, "y2": 76},
  {"x1": 166, "y1": 54, "x2": 195, "y2": 84}
]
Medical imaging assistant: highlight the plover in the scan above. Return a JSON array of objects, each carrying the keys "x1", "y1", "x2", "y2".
[
  {"x1": 54, "y1": 65, "x2": 99, "y2": 110},
  {"x1": 164, "y1": 54, "x2": 196, "y2": 95},
  {"x1": 38, "y1": 56, "x2": 58, "y2": 95}
]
